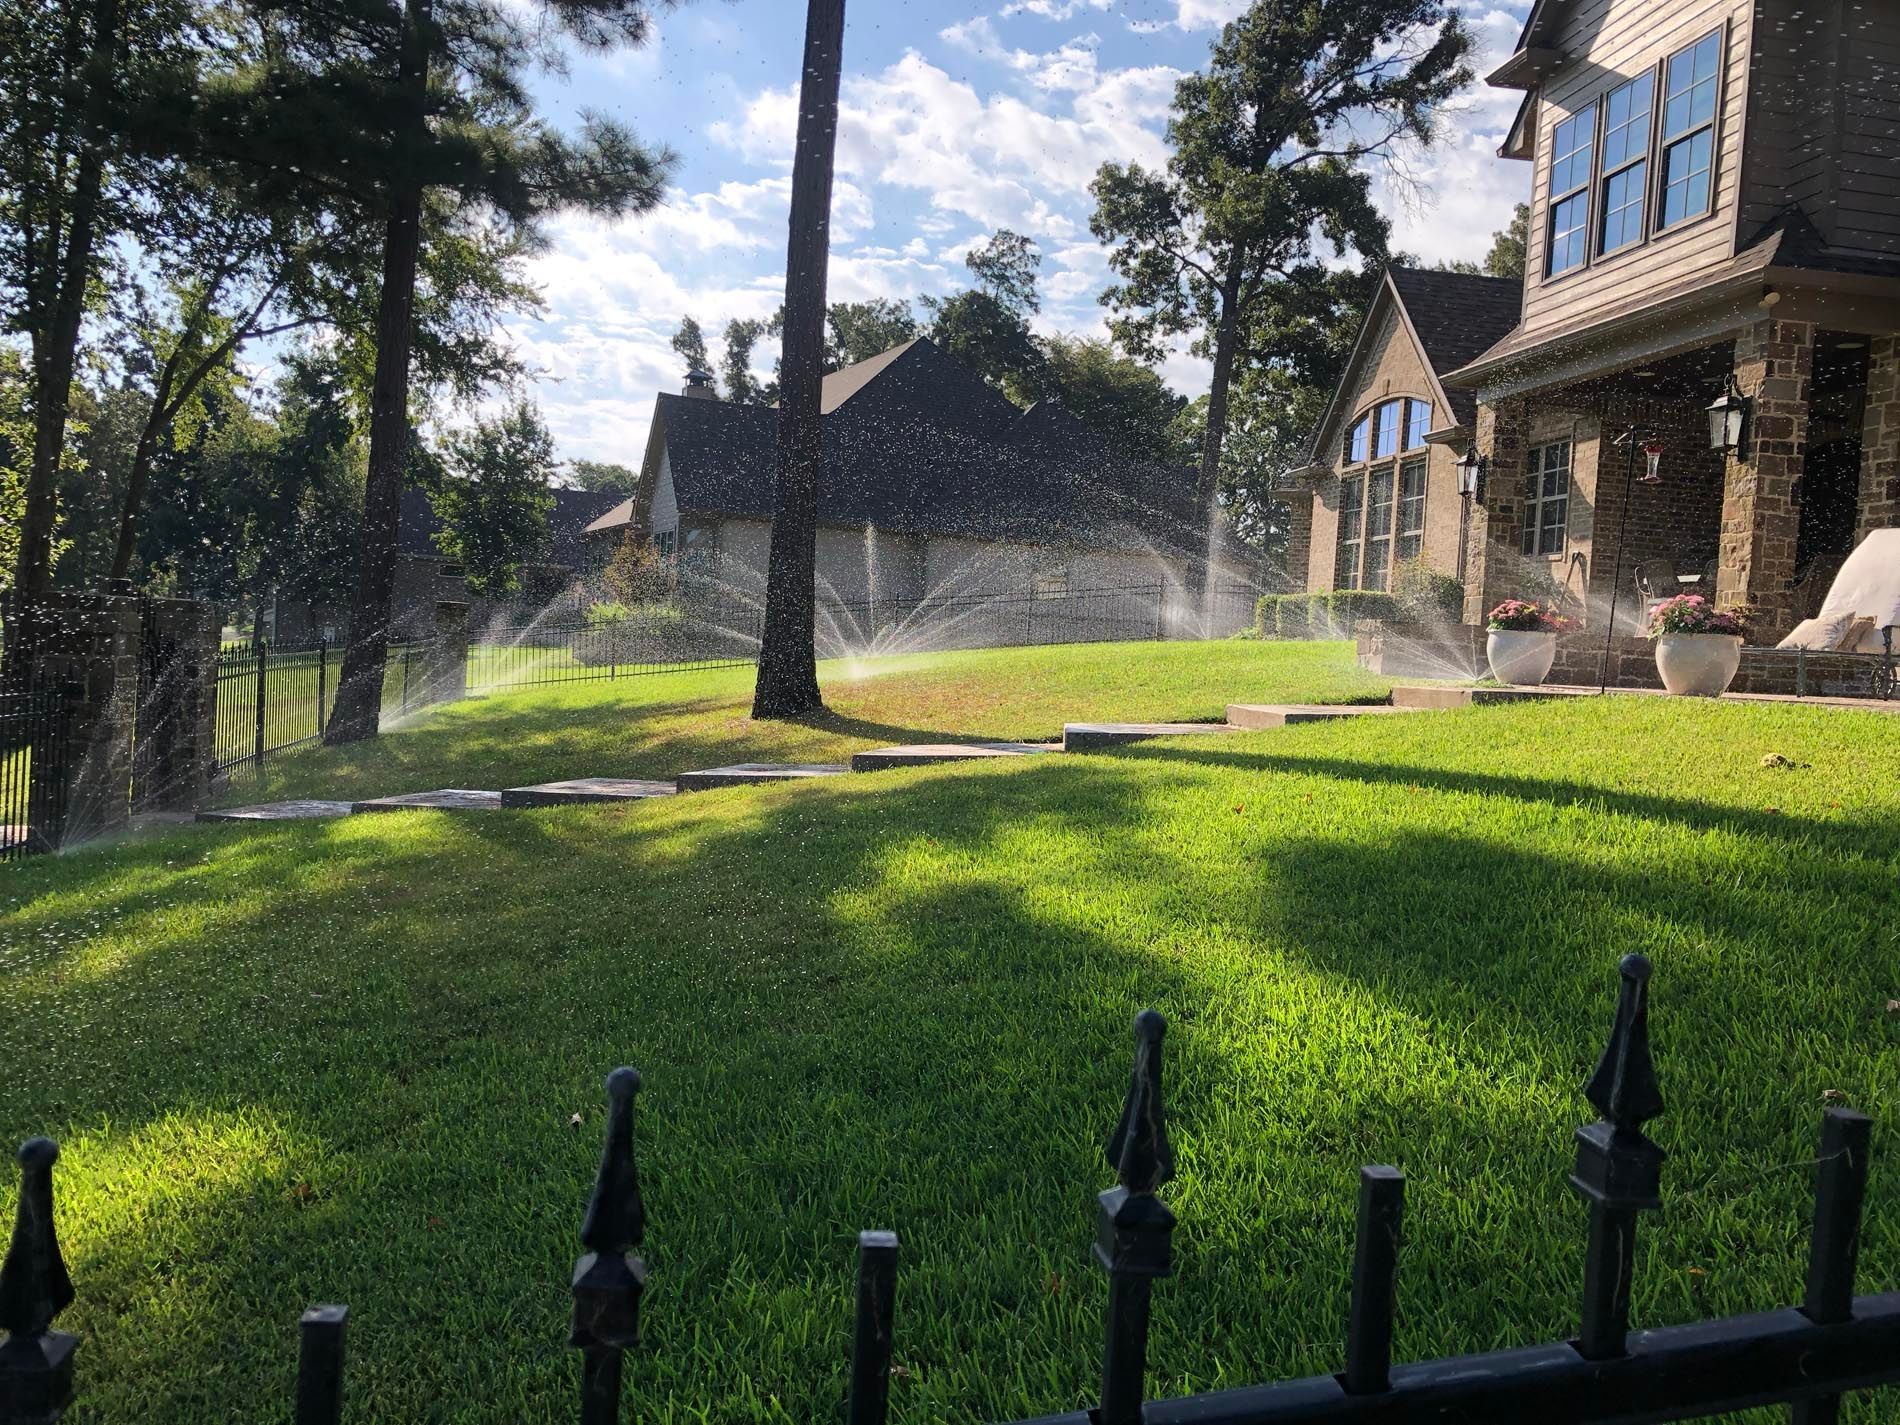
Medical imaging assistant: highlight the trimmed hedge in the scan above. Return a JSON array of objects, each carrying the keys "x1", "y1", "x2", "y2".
[{"x1": 1255, "y1": 590, "x2": 1403, "y2": 639}]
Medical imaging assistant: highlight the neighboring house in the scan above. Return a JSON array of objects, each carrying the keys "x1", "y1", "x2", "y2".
[
  {"x1": 584, "y1": 339, "x2": 1205, "y2": 619},
  {"x1": 1293, "y1": 0, "x2": 1900, "y2": 644},
  {"x1": 1283, "y1": 267, "x2": 1523, "y2": 596},
  {"x1": 390, "y1": 487, "x2": 625, "y2": 638}
]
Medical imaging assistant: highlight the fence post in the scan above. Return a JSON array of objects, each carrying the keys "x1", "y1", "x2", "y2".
[
  {"x1": 572, "y1": 1068, "x2": 647, "y2": 1425},
  {"x1": 846, "y1": 1231, "x2": 899, "y2": 1425},
  {"x1": 1154, "y1": 584, "x2": 1166, "y2": 641},
  {"x1": 1095, "y1": 1010, "x2": 1176, "y2": 1425},
  {"x1": 295, "y1": 1304, "x2": 348, "y2": 1425},
  {"x1": 253, "y1": 639, "x2": 268, "y2": 767},
  {"x1": 316, "y1": 640, "x2": 328, "y2": 739},
  {"x1": 0, "y1": 1138, "x2": 79, "y2": 1424},
  {"x1": 1790, "y1": 1107, "x2": 1874, "y2": 1425},
  {"x1": 1570, "y1": 953, "x2": 1666, "y2": 1361},
  {"x1": 1343, "y1": 1166, "x2": 1404, "y2": 1394}
]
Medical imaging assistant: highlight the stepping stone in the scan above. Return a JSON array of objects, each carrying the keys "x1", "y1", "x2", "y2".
[
  {"x1": 197, "y1": 800, "x2": 355, "y2": 823},
  {"x1": 850, "y1": 742, "x2": 1048, "y2": 772},
  {"x1": 676, "y1": 763, "x2": 849, "y2": 793},
  {"x1": 1388, "y1": 685, "x2": 1598, "y2": 710},
  {"x1": 1063, "y1": 722, "x2": 1236, "y2": 751},
  {"x1": 500, "y1": 778, "x2": 677, "y2": 808},
  {"x1": 350, "y1": 789, "x2": 504, "y2": 814},
  {"x1": 1226, "y1": 703, "x2": 1426, "y2": 729}
]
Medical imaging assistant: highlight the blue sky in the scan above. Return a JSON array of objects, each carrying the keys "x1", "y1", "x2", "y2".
[{"x1": 510, "y1": 0, "x2": 1535, "y2": 465}]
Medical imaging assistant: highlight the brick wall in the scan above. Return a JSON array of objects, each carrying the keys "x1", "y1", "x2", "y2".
[{"x1": 1719, "y1": 318, "x2": 1814, "y2": 641}]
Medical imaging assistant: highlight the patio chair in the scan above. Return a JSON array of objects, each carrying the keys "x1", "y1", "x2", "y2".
[{"x1": 1633, "y1": 560, "x2": 1679, "y2": 609}]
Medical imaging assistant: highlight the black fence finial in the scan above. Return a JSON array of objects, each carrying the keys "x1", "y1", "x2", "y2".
[
  {"x1": 1571, "y1": 956, "x2": 1667, "y2": 1362},
  {"x1": 0, "y1": 1137, "x2": 80, "y2": 1421},
  {"x1": 1106, "y1": 1009, "x2": 1174, "y2": 1195},
  {"x1": 572, "y1": 1068, "x2": 649, "y2": 1425},
  {"x1": 1095, "y1": 1011, "x2": 1178, "y2": 1425},
  {"x1": 1583, "y1": 953, "x2": 1664, "y2": 1131}
]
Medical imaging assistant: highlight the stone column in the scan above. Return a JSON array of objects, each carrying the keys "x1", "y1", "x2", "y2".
[
  {"x1": 1718, "y1": 318, "x2": 1813, "y2": 642},
  {"x1": 133, "y1": 597, "x2": 224, "y2": 812},
  {"x1": 426, "y1": 600, "x2": 470, "y2": 705},
  {"x1": 1856, "y1": 335, "x2": 1900, "y2": 542},
  {"x1": 1281, "y1": 489, "x2": 1315, "y2": 591},
  {"x1": 1461, "y1": 396, "x2": 1530, "y2": 625},
  {"x1": 17, "y1": 590, "x2": 141, "y2": 844}
]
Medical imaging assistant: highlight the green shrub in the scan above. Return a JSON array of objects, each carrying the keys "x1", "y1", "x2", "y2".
[
  {"x1": 1306, "y1": 592, "x2": 1332, "y2": 637},
  {"x1": 1328, "y1": 590, "x2": 1402, "y2": 631},
  {"x1": 1253, "y1": 593, "x2": 1279, "y2": 638},
  {"x1": 1392, "y1": 558, "x2": 1467, "y2": 625},
  {"x1": 1276, "y1": 595, "x2": 1310, "y2": 640}
]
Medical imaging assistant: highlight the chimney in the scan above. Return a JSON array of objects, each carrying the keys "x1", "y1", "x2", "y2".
[{"x1": 682, "y1": 367, "x2": 717, "y2": 400}]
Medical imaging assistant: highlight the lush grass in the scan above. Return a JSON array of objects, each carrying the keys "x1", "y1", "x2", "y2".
[
  {"x1": 220, "y1": 638, "x2": 1390, "y2": 804},
  {"x1": 5, "y1": 684, "x2": 1900, "y2": 1422}
]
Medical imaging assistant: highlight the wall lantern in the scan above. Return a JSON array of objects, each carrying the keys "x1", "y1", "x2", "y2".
[
  {"x1": 1455, "y1": 447, "x2": 1487, "y2": 503},
  {"x1": 1706, "y1": 378, "x2": 1751, "y2": 458}
]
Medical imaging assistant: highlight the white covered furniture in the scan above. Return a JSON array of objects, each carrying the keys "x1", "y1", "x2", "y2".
[{"x1": 1814, "y1": 529, "x2": 1900, "y2": 654}]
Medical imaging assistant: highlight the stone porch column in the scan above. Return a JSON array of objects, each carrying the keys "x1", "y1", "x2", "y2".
[
  {"x1": 1461, "y1": 396, "x2": 1529, "y2": 625},
  {"x1": 1281, "y1": 488, "x2": 1315, "y2": 591},
  {"x1": 426, "y1": 600, "x2": 470, "y2": 705},
  {"x1": 14, "y1": 590, "x2": 141, "y2": 843},
  {"x1": 1718, "y1": 318, "x2": 1813, "y2": 642},
  {"x1": 1856, "y1": 335, "x2": 1900, "y2": 541}
]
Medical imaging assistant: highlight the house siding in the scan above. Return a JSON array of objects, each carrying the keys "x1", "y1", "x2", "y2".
[
  {"x1": 1517, "y1": 0, "x2": 1754, "y2": 343},
  {"x1": 650, "y1": 450, "x2": 680, "y2": 538}
]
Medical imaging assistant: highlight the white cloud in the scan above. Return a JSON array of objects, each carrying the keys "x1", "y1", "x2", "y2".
[
  {"x1": 1002, "y1": 0, "x2": 1112, "y2": 18},
  {"x1": 1166, "y1": 0, "x2": 1245, "y2": 30}
]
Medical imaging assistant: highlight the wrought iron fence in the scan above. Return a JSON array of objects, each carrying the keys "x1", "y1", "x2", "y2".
[
  {"x1": 213, "y1": 640, "x2": 436, "y2": 779},
  {"x1": 0, "y1": 680, "x2": 73, "y2": 864},
  {"x1": 466, "y1": 600, "x2": 761, "y2": 695},
  {"x1": 4, "y1": 956, "x2": 1896, "y2": 1423}
]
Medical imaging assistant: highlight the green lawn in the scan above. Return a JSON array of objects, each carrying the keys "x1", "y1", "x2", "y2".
[
  {"x1": 3, "y1": 646, "x2": 1899, "y2": 1422},
  {"x1": 221, "y1": 638, "x2": 1390, "y2": 804}
]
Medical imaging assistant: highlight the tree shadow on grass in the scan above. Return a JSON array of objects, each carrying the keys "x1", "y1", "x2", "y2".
[{"x1": 4, "y1": 752, "x2": 1898, "y2": 1420}]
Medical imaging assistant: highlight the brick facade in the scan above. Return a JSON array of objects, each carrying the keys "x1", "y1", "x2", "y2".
[
  {"x1": 1858, "y1": 335, "x2": 1900, "y2": 541},
  {"x1": 1717, "y1": 318, "x2": 1814, "y2": 642},
  {"x1": 1281, "y1": 492, "x2": 1314, "y2": 594}
]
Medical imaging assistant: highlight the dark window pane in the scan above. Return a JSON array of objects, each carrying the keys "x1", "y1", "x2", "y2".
[
  {"x1": 1602, "y1": 74, "x2": 1652, "y2": 169},
  {"x1": 1600, "y1": 160, "x2": 1646, "y2": 252},
  {"x1": 1374, "y1": 399, "x2": 1403, "y2": 458},
  {"x1": 1348, "y1": 416, "x2": 1369, "y2": 464},
  {"x1": 1550, "y1": 107, "x2": 1596, "y2": 195},
  {"x1": 1661, "y1": 130, "x2": 1713, "y2": 226},
  {"x1": 1549, "y1": 192, "x2": 1589, "y2": 274},
  {"x1": 1405, "y1": 400, "x2": 1431, "y2": 449}
]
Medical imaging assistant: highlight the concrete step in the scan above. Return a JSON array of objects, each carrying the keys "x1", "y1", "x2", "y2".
[
  {"x1": 351, "y1": 789, "x2": 505, "y2": 814},
  {"x1": 1063, "y1": 722, "x2": 1235, "y2": 751},
  {"x1": 1389, "y1": 685, "x2": 1598, "y2": 709},
  {"x1": 850, "y1": 742, "x2": 1049, "y2": 772},
  {"x1": 1225, "y1": 703, "x2": 1425, "y2": 729},
  {"x1": 197, "y1": 800, "x2": 355, "y2": 822},
  {"x1": 676, "y1": 763, "x2": 849, "y2": 792},
  {"x1": 500, "y1": 778, "x2": 677, "y2": 808}
]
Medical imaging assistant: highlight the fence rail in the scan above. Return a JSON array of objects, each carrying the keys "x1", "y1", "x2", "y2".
[
  {"x1": 0, "y1": 681, "x2": 73, "y2": 864},
  {"x1": 3, "y1": 956, "x2": 1895, "y2": 1423},
  {"x1": 213, "y1": 640, "x2": 435, "y2": 779},
  {"x1": 467, "y1": 601, "x2": 761, "y2": 695}
]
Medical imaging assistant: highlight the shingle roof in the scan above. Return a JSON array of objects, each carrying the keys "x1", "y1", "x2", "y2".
[
  {"x1": 623, "y1": 338, "x2": 1198, "y2": 556},
  {"x1": 399, "y1": 487, "x2": 624, "y2": 568}
]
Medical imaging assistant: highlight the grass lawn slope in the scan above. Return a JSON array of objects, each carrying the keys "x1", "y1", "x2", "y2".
[
  {"x1": 220, "y1": 638, "x2": 1389, "y2": 805},
  {"x1": 2, "y1": 682, "x2": 1897, "y2": 1420}
]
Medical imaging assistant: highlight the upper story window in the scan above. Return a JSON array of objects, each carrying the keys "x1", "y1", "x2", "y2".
[
  {"x1": 1346, "y1": 414, "x2": 1369, "y2": 464},
  {"x1": 1405, "y1": 400, "x2": 1432, "y2": 450},
  {"x1": 1660, "y1": 31, "x2": 1721, "y2": 228},
  {"x1": 1373, "y1": 398, "x2": 1404, "y2": 458},
  {"x1": 1546, "y1": 104, "x2": 1595, "y2": 276},
  {"x1": 1598, "y1": 74, "x2": 1652, "y2": 255}
]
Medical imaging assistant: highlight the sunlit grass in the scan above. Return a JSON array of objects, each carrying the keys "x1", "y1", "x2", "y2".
[{"x1": 4, "y1": 687, "x2": 1899, "y2": 1421}]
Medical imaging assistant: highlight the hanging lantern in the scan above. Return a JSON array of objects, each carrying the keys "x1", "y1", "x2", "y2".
[
  {"x1": 1639, "y1": 440, "x2": 1664, "y2": 485},
  {"x1": 1455, "y1": 447, "x2": 1486, "y2": 502},
  {"x1": 1706, "y1": 379, "x2": 1751, "y2": 456}
]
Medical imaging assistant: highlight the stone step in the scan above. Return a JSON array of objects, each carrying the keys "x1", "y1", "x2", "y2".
[
  {"x1": 850, "y1": 742, "x2": 1049, "y2": 772},
  {"x1": 350, "y1": 789, "x2": 505, "y2": 814},
  {"x1": 1389, "y1": 684, "x2": 1598, "y2": 710},
  {"x1": 1062, "y1": 722, "x2": 1236, "y2": 751},
  {"x1": 1225, "y1": 703, "x2": 1425, "y2": 729},
  {"x1": 676, "y1": 763, "x2": 849, "y2": 793},
  {"x1": 197, "y1": 800, "x2": 355, "y2": 822},
  {"x1": 500, "y1": 778, "x2": 677, "y2": 808}
]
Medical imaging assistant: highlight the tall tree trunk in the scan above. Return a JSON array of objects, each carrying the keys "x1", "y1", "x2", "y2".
[
  {"x1": 4, "y1": 0, "x2": 120, "y2": 682},
  {"x1": 752, "y1": 0, "x2": 845, "y2": 720},
  {"x1": 1189, "y1": 250, "x2": 1246, "y2": 604},
  {"x1": 326, "y1": 0, "x2": 430, "y2": 744}
]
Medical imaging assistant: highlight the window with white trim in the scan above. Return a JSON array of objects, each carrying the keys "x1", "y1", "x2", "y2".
[
  {"x1": 1396, "y1": 458, "x2": 1427, "y2": 562},
  {"x1": 1520, "y1": 441, "x2": 1572, "y2": 557},
  {"x1": 1546, "y1": 105, "x2": 1596, "y2": 276},
  {"x1": 1598, "y1": 73, "x2": 1652, "y2": 254},
  {"x1": 1659, "y1": 31, "x2": 1720, "y2": 228},
  {"x1": 1363, "y1": 467, "x2": 1395, "y2": 592},
  {"x1": 1335, "y1": 475, "x2": 1364, "y2": 589}
]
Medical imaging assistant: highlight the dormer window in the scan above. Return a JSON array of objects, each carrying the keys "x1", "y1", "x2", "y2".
[
  {"x1": 1659, "y1": 31, "x2": 1721, "y2": 228},
  {"x1": 1598, "y1": 74, "x2": 1652, "y2": 254},
  {"x1": 1545, "y1": 104, "x2": 1595, "y2": 276}
]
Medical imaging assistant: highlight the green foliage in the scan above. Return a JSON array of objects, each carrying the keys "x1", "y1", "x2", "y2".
[
  {"x1": 721, "y1": 318, "x2": 769, "y2": 405},
  {"x1": 431, "y1": 401, "x2": 558, "y2": 598},
  {"x1": 1392, "y1": 557, "x2": 1466, "y2": 625},
  {"x1": 600, "y1": 531, "x2": 673, "y2": 606},
  {"x1": 825, "y1": 299, "x2": 919, "y2": 368},
  {"x1": 1328, "y1": 589, "x2": 1402, "y2": 629},
  {"x1": 925, "y1": 231, "x2": 1047, "y2": 396},
  {"x1": 1486, "y1": 204, "x2": 1529, "y2": 281},
  {"x1": 1013, "y1": 336, "x2": 1186, "y2": 462},
  {"x1": 568, "y1": 460, "x2": 639, "y2": 495},
  {"x1": 1251, "y1": 593, "x2": 1313, "y2": 640},
  {"x1": 670, "y1": 316, "x2": 714, "y2": 379},
  {"x1": 964, "y1": 229, "x2": 1042, "y2": 316}
]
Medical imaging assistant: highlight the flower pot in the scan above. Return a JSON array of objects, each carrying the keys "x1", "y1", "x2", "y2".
[
  {"x1": 1486, "y1": 629, "x2": 1556, "y2": 686},
  {"x1": 1654, "y1": 632, "x2": 1742, "y2": 696}
]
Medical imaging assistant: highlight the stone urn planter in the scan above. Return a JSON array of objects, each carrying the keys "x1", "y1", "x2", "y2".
[
  {"x1": 1654, "y1": 632, "x2": 1742, "y2": 696},
  {"x1": 1486, "y1": 629, "x2": 1557, "y2": 686}
]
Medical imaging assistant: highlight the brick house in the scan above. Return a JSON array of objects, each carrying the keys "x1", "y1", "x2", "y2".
[{"x1": 1292, "y1": 0, "x2": 1900, "y2": 648}]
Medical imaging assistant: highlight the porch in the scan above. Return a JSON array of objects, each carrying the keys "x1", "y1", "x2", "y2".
[{"x1": 1459, "y1": 318, "x2": 1899, "y2": 645}]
